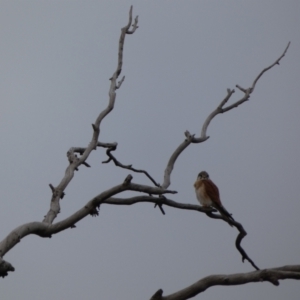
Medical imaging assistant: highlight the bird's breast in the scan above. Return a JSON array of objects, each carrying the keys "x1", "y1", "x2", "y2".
[{"x1": 194, "y1": 180, "x2": 213, "y2": 206}]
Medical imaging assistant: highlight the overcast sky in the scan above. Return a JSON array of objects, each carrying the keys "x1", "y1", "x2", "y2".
[{"x1": 0, "y1": 1, "x2": 299, "y2": 299}]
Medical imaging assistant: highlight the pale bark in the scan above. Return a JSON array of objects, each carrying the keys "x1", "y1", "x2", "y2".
[
  {"x1": 149, "y1": 265, "x2": 300, "y2": 300},
  {"x1": 161, "y1": 42, "x2": 290, "y2": 190},
  {"x1": 0, "y1": 6, "x2": 297, "y2": 300}
]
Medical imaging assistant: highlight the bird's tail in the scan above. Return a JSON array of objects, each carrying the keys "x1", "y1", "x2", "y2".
[{"x1": 218, "y1": 206, "x2": 234, "y2": 227}]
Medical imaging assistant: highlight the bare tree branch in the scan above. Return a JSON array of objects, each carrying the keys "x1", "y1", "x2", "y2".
[
  {"x1": 205, "y1": 212, "x2": 259, "y2": 270},
  {"x1": 149, "y1": 265, "x2": 300, "y2": 300},
  {"x1": 72, "y1": 141, "x2": 160, "y2": 187},
  {"x1": 0, "y1": 7, "x2": 142, "y2": 276},
  {"x1": 104, "y1": 195, "x2": 210, "y2": 211},
  {"x1": 198, "y1": 42, "x2": 290, "y2": 134},
  {"x1": 0, "y1": 6, "x2": 295, "y2": 300},
  {"x1": 101, "y1": 142, "x2": 160, "y2": 186},
  {"x1": 161, "y1": 42, "x2": 290, "y2": 189},
  {"x1": 250, "y1": 41, "x2": 290, "y2": 91},
  {"x1": 0, "y1": 180, "x2": 176, "y2": 268},
  {"x1": 161, "y1": 131, "x2": 203, "y2": 189},
  {"x1": 101, "y1": 196, "x2": 258, "y2": 269},
  {"x1": 42, "y1": 6, "x2": 139, "y2": 225},
  {"x1": 155, "y1": 43, "x2": 290, "y2": 273},
  {"x1": 2, "y1": 192, "x2": 260, "y2": 277}
]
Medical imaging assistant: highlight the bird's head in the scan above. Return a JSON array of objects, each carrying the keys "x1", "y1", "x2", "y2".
[{"x1": 197, "y1": 171, "x2": 209, "y2": 180}]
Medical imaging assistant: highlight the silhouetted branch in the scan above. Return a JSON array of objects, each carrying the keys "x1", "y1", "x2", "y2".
[
  {"x1": 206, "y1": 212, "x2": 259, "y2": 270},
  {"x1": 0, "y1": 258, "x2": 14, "y2": 278},
  {"x1": 102, "y1": 142, "x2": 160, "y2": 186},
  {"x1": 102, "y1": 195, "x2": 258, "y2": 269}
]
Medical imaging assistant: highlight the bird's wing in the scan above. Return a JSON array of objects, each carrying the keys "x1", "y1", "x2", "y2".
[
  {"x1": 204, "y1": 179, "x2": 234, "y2": 222},
  {"x1": 203, "y1": 179, "x2": 222, "y2": 207}
]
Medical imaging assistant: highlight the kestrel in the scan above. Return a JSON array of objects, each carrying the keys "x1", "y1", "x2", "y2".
[{"x1": 194, "y1": 171, "x2": 234, "y2": 226}]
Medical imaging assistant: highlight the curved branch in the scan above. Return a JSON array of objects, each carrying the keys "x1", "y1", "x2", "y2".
[
  {"x1": 251, "y1": 41, "x2": 290, "y2": 91},
  {"x1": 101, "y1": 142, "x2": 160, "y2": 186},
  {"x1": 2, "y1": 190, "x2": 265, "y2": 279},
  {"x1": 0, "y1": 181, "x2": 176, "y2": 271},
  {"x1": 149, "y1": 265, "x2": 300, "y2": 300},
  {"x1": 103, "y1": 196, "x2": 258, "y2": 269},
  {"x1": 205, "y1": 212, "x2": 259, "y2": 270},
  {"x1": 161, "y1": 131, "x2": 207, "y2": 189},
  {"x1": 161, "y1": 43, "x2": 290, "y2": 189},
  {"x1": 42, "y1": 6, "x2": 138, "y2": 224}
]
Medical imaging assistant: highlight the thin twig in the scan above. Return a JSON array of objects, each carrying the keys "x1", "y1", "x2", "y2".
[{"x1": 102, "y1": 144, "x2": 160, "y2": 186}]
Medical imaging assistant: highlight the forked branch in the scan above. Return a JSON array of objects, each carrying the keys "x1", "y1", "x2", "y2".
[
  {"x1": 157, "y1": 42, "x2": 291, "y2": 271},
  {"x1": 0, "y1": 8, "x2": 294, "y2": 300},
  {"x1": 0, "y1": 179, "x2": 176, "y2": 265},
  {"x1": 0, "y1": 6, "x2": 140, "y2": 277},
  {"x1": 42, "y1": 6, "x2": 139, "y2": 224},
  {"x1": 101, "y1": 142, "x2": 160, "y2": 186},
  {"x1": 162, "y1": 42, "x2": 290, "y2": 189}
]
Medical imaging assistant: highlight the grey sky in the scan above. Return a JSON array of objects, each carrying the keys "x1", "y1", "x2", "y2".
[{"x1": 0, "y1": 1, "x2": 299, "y2": 299}]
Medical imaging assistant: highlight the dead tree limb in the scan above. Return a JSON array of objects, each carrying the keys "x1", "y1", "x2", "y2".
[
  {"x1": 156, "y1": 42, "x2": 290, "y2": 270},
  {"x1": 149, "y1": 265, "x2": 300, "y2": 300},
  {"x1": 0, "y1": 8, "x2": 294, "y2": 300},
  {"x1": 205, "y1": 212, "x2": 259, "y2": 270},
  {"x1": 42, "y1": 6, "x2": 138, "y2": 225},
  {"x1": 101, "y1": 142, "x2": 160, "y2": 186},
  {"x1": 101, "y1": 195, "x2": 258, "y2": 269},
  {"x1": 161, "y1": 42, "x2": 290, "y2": 189},
  {"x1": 0, "y1": 180, "x2": 176, "y2": 270}
]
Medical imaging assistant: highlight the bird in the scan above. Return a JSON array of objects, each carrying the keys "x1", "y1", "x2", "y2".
[{"x1": 194, "y1": 171, "x2": 234, "y2": 226}]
